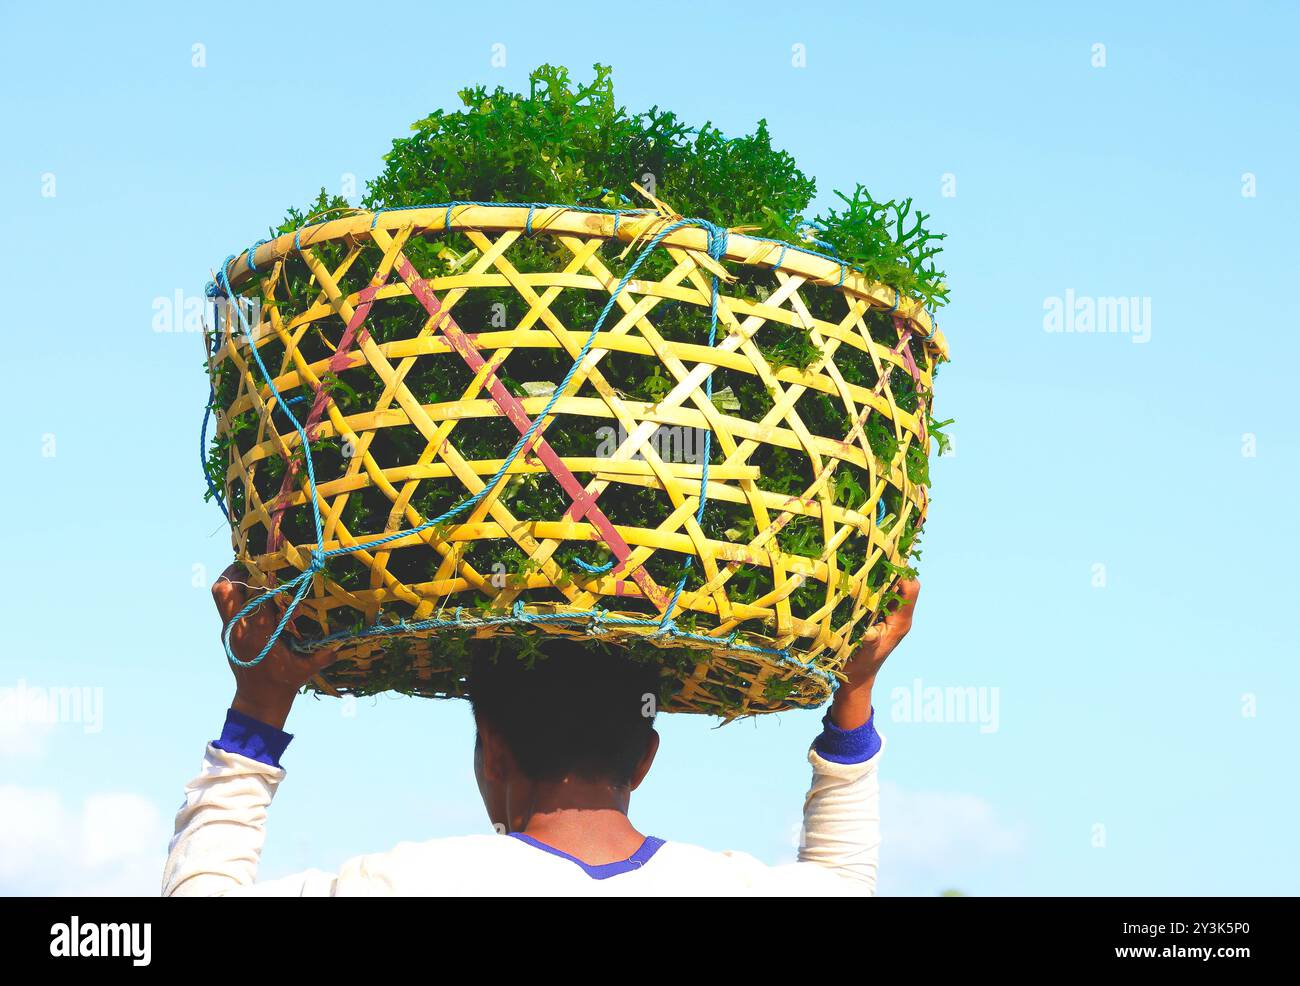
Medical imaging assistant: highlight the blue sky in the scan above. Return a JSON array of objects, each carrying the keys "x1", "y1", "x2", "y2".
[{"x1": 1, "y1": 0, "x2": 1296, "y2": 895}]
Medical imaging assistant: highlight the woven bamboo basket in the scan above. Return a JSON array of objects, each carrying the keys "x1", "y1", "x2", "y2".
[{"x1": 203, "y1": 203, "x2": 948, "y2": 716}]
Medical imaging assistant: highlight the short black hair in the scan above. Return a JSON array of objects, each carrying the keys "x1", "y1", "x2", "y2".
[{"x1": 467, "y1": 640, "x2": 661, "y2": 785}]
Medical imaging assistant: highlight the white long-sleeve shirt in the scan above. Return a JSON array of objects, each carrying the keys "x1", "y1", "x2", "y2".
[{"x1": 163, "y1": 711, "x2": 884, "y2": 897}]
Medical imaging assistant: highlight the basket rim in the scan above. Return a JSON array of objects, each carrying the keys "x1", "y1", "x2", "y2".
[{"x1": 215, "y1": 202, "x2": 947, "y2": 357}]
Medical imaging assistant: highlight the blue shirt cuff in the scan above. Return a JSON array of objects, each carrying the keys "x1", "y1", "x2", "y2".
[
  {"x1": 813, "y1": 709, "x2": 881, "y2": 764},
  {"x1": 211, "y1": 707, "x2": 294, "y2": 767}
]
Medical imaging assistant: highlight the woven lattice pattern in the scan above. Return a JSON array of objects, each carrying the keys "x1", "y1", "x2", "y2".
[{"x1": 205, "y1": 205, "x2": 947, "y2": 716}]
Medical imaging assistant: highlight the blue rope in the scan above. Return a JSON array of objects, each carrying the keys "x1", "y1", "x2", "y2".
[
  {"x1": 223, "y1": 201, "x2": 924, "y2": 306},
  {"x1": 572, "y1": 557, "x2": 615, "y2": 574},
  {"x1": 654, "y1": 219, "x2": 728, "y2": 633},
  {"x1": 290, "y1": 603, "x2": 833, "y2": 688},
  {"x1": 209, "y1": 204, "x2": 731, "y2": 668},
  {"x1": 245, "y1": 240, "x2": 268, "y2": 274},
  {"x1": 235, "y1": 199, "x2": 922, "y2": 307},
  {"x1": 361, "y1": 195, "x2": 947, "y2": 326},
  {"x1": 796, "y1": 220, "x2": 838, "y2": 256}
]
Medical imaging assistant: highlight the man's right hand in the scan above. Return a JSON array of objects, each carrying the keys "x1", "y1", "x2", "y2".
[
  {"x1": 212, "y1": 564, "x2": 338, "y2": 729},
  {"x1": 830, "y1": 579, "x2": 919, "y2": 730}
]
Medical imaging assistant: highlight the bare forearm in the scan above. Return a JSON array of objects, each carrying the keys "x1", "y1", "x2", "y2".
[
  {"x1": 829, "y1": 678, "x2": 874, "y2": 731},
  {"x1": 232, "y1": 689, "x2": 295, "y2": 730}
]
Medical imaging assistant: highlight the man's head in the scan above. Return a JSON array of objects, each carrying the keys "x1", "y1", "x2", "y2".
[{"x1": 467, "y1": 641, "x2": 662, "y2": 830}]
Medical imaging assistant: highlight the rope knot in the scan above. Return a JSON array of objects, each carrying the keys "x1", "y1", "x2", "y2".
[
  {"x1": 307, "y1": 550, "x2": 327, "y2": 573},
  {"x1": 245, "y1": 240, "x2": 268, "y2": 274},
  {"x1": 705, "y1": 222, "x2": 729, "y2": 261}
]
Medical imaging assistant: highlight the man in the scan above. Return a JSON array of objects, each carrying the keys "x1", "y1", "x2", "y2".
[{"x1": 163, "y1": 565, "x2": 919, "y2": 896}]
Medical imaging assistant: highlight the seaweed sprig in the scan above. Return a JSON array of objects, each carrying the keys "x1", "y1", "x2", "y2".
[{"x1": 816, "y1": 186, "x2": 949, "y2": 311}]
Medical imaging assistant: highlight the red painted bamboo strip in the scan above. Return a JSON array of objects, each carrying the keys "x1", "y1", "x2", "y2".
[
  {"x1": 393, "y1": 255, "x2": 669, "y2": 611},
  {"x1": 266, "y1": 277, "x2": 388, "y2": 553}
]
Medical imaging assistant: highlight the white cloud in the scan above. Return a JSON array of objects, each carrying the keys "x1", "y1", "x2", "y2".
[
  {"x1": 0, "y1": 714, "x2": 52, "y2": 758},
  {"x1": 0, "y1": 785, "x2": 167, "y2": 896},
  {"x1": 878, "y1": 781, "x2": 1025, "y2": 895}
]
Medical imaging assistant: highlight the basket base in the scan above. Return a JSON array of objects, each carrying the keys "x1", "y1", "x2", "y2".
[{"x1": 301, "y1": 620, "x2": 836, "y2": 717}]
